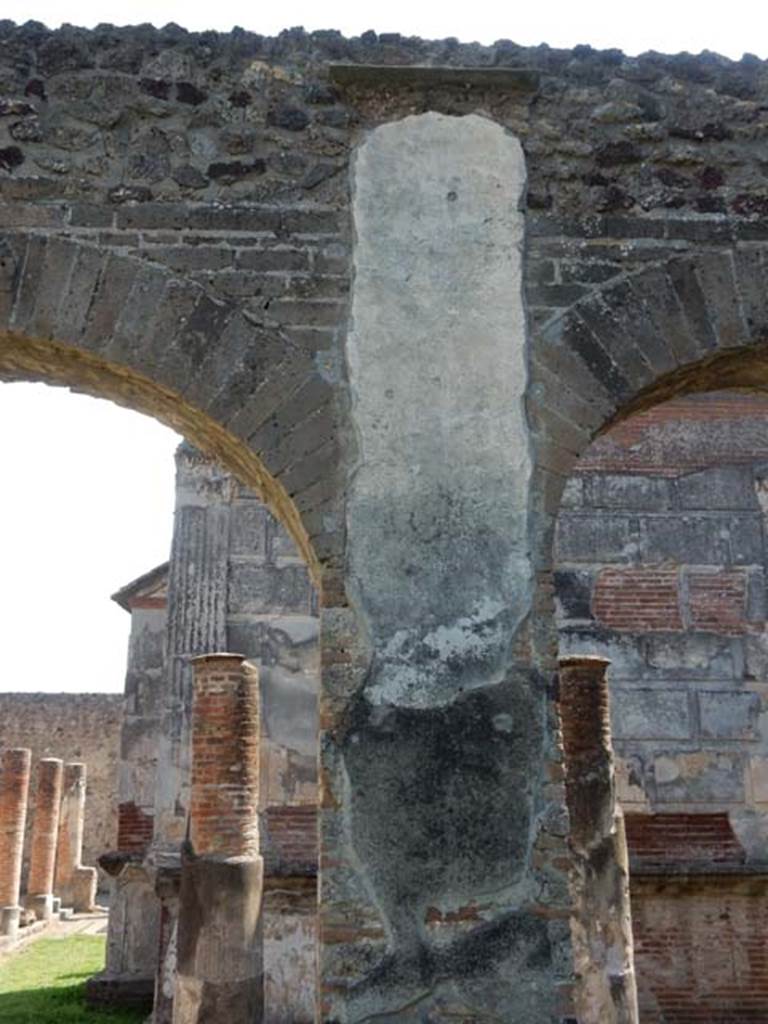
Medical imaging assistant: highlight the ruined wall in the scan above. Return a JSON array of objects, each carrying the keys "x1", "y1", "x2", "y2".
[
  {"x1": 556, "y1": 391, "x2": 768, "y2": 1021},
  {"x1": 0, "y1": 693, "x2": 121, "y2": 878},
  {"x1": 556, "y1": 390, "x2": 768, "y2": 853},
  {"x1": 6, "y1": 20, "x2": 768, "y2": 1021}
]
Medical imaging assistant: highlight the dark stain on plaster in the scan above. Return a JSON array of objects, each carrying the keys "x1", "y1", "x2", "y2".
[{"x1": 341, "y1": 675, "x2": 544, "y2": 937}]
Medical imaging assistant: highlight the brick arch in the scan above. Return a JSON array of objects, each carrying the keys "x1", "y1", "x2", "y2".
[
  {"x1": 0, "y1": 231, "x2": 345, "y2": 580},
  {"x1": 529, "y1": 246, "x2": 768, "y2": 537}
]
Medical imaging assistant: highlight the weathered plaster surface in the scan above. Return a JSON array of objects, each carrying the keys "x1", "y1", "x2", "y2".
[
  {"x1": 328, "y1": 113, "x2": 558, "y2": 1022},
  {"x1": 347, "y1": 111, "x2": 531, "y2": 709}
]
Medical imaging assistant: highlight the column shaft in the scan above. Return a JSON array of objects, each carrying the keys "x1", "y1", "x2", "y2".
[
  {"x1": 54, "y1": 762, "x2": 97, "y2": 912},
  {"x1": 559, "y1": 656, "x2": 639, "y2": 1024},
  {"x1": 173, "y1": 655, "x2": 263, "y2": 1024},
  {"x1": 0, "y1": 748, "x2": 32, "y2": 939},
  {"x1": 26, "y1": 757, "x2": 64, "y2": 920}
]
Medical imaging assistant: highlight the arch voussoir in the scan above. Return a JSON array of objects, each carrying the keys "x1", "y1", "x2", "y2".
[
  {"x1": 0, "y1": 229, "x2": 334, "y2": 578},
  {"x1": 531, "y1": 245, "x2": 768, "y2": 472}
]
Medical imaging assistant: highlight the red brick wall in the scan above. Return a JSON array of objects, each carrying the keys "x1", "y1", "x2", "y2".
[
  {"x1": 625, "y1": 813, "x2": 745, "y2": 867},
  {"x1": 578, "y1": 392, "x2": 768, "y2": 476},
  {"x1": 631, "y1": 876, "x2": 768, "y2": 1023},
  {"x1": 593, "y1": 568, "x2": 683, "y2": 632},
  {"x1": 591, "y1": 567, "x2": 753, "y2": 635},
  {"x1": 116, "y1": 800, "x2": 154, "y2": 854},
  {"x1": 687, "y1": 570, "x2": 749, "y2": 634},
  {"x1": 263, "y1": 806, "x2": 317, "y2": 872}
]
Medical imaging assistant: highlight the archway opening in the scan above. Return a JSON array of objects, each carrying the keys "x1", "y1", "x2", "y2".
[{"x1": 0, "y1": 338, "x2": 322, "y2": 1024}]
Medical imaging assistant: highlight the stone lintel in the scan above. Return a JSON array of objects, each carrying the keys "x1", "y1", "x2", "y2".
[{"x1": 329, "y1": 63, "x2": 540, "y2": 92}]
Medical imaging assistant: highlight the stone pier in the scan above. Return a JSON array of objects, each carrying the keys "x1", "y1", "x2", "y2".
[
  {"x1": 559, "y1": 656, "x2": 639, "y2": 1024},
  {"x1": 173, "y1": 654, "x2": 263, "y2": 1023},
  {"x1": 26, "y1": 757, "x2": 64, "y2": 921},
  {"x1": 0, "y1": 748, "x2": 32, "y2": 940},
  {"x1": 55, "y1": 762, "x2": 98, "y2": 912}
]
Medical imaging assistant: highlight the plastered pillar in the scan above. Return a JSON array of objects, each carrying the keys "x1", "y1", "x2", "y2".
[
  {"x1": 26, "y1": 757, "x2": 63, "y2": 921},
  {"x1": 559, "y1": 656, "x2": 639, "y2": 1024},
  {"x1": 54, "y1": 762, "x2": 98, "y2": 912},
  {"x1": 173, "y1": 654, "x2": 263, "y2": 1024},
  {"x1": 85, "y1": 853, "x2": 160, "y2": 1013},
  {"x1": 0, "y1": 747, "x2": 31, "y2": 939}
]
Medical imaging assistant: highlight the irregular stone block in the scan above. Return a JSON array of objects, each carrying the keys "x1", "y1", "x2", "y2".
[
  {"x1": 612, "y1": 688, "x2": 692, "y2": 741},
  {"x1": 699, "y1": 690, "x2": 761, "y2": 740}
]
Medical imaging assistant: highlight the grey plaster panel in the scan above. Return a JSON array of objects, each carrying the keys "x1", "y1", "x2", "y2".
[
  {"x1": 347, "y1": 112, "x2": 531, "y2": 707},
  {"x1": 611, "y1": 688, "x2": 692, "y2": 740},
  {"x1": 676, "y1": 465, "x2": 760, "y2": 512},
  {"x1": 699, "y1": 690, "x2": 762, "y2": 740},
  {"x1": 641, "y1": 514, "x2": 763, "y2": 565},
  {"x1": 653, "y1": 751, "x2": 746, "y2": 803},
  {"x1": 555, "y1": 514, "x2": 633, "y2": 563},
  {"x1": 583, "y1": 474, "x2": 675, "y2": 511}
]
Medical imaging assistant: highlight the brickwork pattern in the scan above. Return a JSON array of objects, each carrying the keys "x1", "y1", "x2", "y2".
[
  {"x1": 190, "y1": 655, "x2": 260, "y2": 858},
  {"x1": 116, "y1": 800, "x2": 154, "y2": 854},
  {"x1": 0, "y1": 748, "x2": 31, "y2": 908},
  {"x1": 263, "y1": 805, "x2": 317, "y2": 873},
  {"x1": 556, "y1": 392, "x2": 768, "y2": 823},
  {"x1": 0, "y1": 693, "x2": 121, "y2": 876},
  {"x1": 625, "y1": 812, "x2": 745, "y2": 867},
  {"x1": 27, "y1": 757, "x2": 63, "y2": 897},
  {"x1": 631, "y1": 877, "x2": 768, "y2": 1023},
  {"x1": 7, "y1": 21, "x2": 768, "y2": 1022}
]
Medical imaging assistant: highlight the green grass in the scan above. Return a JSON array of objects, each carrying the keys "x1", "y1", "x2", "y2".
[{"x1": 0, "y1": 936, "x2": 145, "y2": 1023}]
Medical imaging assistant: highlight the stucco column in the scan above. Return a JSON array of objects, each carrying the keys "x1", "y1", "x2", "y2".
[
  {"x1": 25, "y1": 757, "x2": 63, "y2": 921},
  {"x1": 0, "y1": 747, "x2": 31, "y2": 939},
  {"x1": 173, "y1": 654, "x2": 263, "y2": 1024},
  {"x1": 558, "y1": 656, "x2": 639, "y2": 1024},
  {"x1": 152, "y1": 444, "x2": 230, "y2": 855},
  {"x1": 54, "y1": 762, "x2": 98, "y2": 912}
]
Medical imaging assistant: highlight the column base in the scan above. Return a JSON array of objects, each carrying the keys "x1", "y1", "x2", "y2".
[
  {"x1": 25, "y1": 893, "x2": 54, "y2": 921},
  {"x1": 174, "y1": 855, "x2": 264, "y2": 1024},
  {"x1": 85, "y1": 971, "x2": 156, "y2": 1012},
  {"x1": 0, "y1": 905, "x2": 21, "y2": 940},
  {"x1": 73, "y1": 866, "x2": 98, "y2": 912}
]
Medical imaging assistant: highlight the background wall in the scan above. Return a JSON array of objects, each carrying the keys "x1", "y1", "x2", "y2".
[
  {"x1": 556, "y1": 389, "x2": 768, "y2": 854},
  {"x1": 556, "y1": 389, "x2": 768, "y2": 1022},
  {"x1": 0, "y1": 692, "x2": 121, "y2": 884}
]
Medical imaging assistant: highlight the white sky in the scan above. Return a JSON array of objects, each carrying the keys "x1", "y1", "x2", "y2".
[
  {"x1": 1, "y1": 1, "x2": 766, "y2": 695},
  {"x1": 2, "y1": 0, "x2": 768, "y2": 59},
  {"x1": 0, "y1": 383, "x2": 179, "y2": 693}
]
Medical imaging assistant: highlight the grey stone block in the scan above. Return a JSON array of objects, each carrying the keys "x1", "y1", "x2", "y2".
[
  {"x1": 699, "y1": 690, "x2": 762, "y2": 739},
  {"x1": 641, "y1": 513, "x2": 763, "y2": 565},
  {"x1": 554, "y1": 569, "x2": 594, "y2": 621},
  {"x1": 229, "y1": 501, "x2": 269, "y2": 557},
  {"x1": 558, "y1": 625, "x2": 647, "y2": 679},
  {"x1": 584, "y1": 473, "x2": 674, "y2": 511},
  {"x1": 645, "y1": 633, "x2": 744, "y2": 681},
  {"x1": 652, "y1": 751, "x2": 746, "y2": 803},
  {"x1": 675, "y1": 465, "x2": 760, "y2": 512},
  {"x1": 611, "y1": 688, "x2": 692, "y2": 740},
  {"x1": 555, "y1": 514, "x2": 632, "y2": 562},
  {"x1": 228, "y1": 562, "x2": 314, "y2": 615}
]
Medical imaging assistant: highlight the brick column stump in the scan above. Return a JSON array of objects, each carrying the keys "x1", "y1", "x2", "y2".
[
  {"x1": 0, "y1": 748, "x2": 32, "y2": 939},
  {"x1": 559, "y1": 656, "x2": 639, "y2": 1024},
  {"x1": 173, "y1": 654, "x2": 264, "y2": 1024},
  {"x1": 25, "y1": 757, "x2": 64, "y2": 921},
  {"x1": 54, "y1": 762, "x2": 98, "y2": 912}
]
